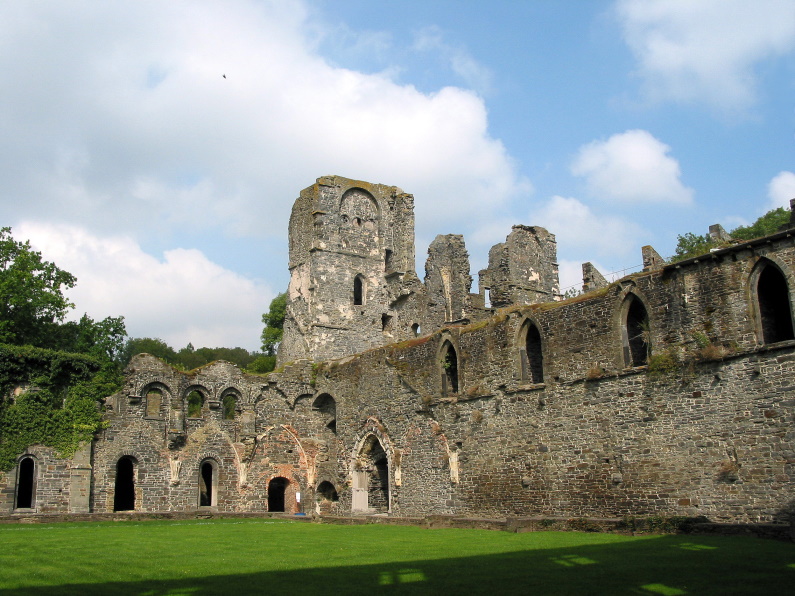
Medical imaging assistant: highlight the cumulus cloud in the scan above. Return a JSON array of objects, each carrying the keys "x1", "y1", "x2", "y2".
[
  {"x1": 534, "y1": 196, "x2": 646, "y2": 263},
  {"x1": 617, "y1": 0, "x2": 795, "y2": 112},
  {"x1": 571, "y1": 129, "x2": 693, "y2": 204},
  {"x1": 768, "y1": 171, "x2": 795, "y2": 209},
  {"x1": 412, "y1": 26, "x2": 493, "y2": 95},
  {"x1": 16, "y1": 223, "x2": 272, "y2": 350},
  {"x1": 0, "y1": 1, "x2": 526, "y2": 243}
]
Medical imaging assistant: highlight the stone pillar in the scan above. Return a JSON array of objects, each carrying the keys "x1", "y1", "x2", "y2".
[{"x1": 69, "y1": 442, "x2": 92, "y2": 513}]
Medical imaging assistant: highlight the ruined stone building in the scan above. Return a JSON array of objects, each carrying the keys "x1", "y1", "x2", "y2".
[{"x1": 2, "y1": 175, "x2": 794, "y2": 524}]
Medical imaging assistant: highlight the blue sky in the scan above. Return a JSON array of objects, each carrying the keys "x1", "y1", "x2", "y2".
[{"x1": 1, "y1": 0, "x2": 794, "y2": 350}]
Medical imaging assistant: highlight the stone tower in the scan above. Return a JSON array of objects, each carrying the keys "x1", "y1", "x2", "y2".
[
  {"x1": 278, "y1": 175, "x2": 417, "y2": 363},
  {"x1": 478, "y1": 225, "x2": 560, "y2": 308}
]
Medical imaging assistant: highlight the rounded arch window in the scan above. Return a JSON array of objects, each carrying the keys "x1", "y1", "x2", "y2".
[
  {"x1": 15, "y1": 456, "x2": 36, "y2": 510},
  {"x1": 753, "y1": 260, "x2": 794, "y2": 344},
  {"x1": 353, "y1": 274, "x2": 366, "y2": 306},
  {"x1": 440, "y1": 341, "x2": 459, "y2": 394},
  {"x1": 622, "y1": 295, "x2": 649, "y2": 367},
  {"x1": 186, "y1": 389, "x2": 206, "y2": 418},
  {"x1": 519, "y1": 320, "x2": 544, "y2": 383}
]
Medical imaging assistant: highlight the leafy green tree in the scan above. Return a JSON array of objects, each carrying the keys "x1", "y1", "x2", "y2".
[
  {"x1": 52, "y1": 314, "x2": 127, "y2": 361},
  {"x1": 119, "y1": 337, "x2": 177, "y2": 366},
  {"x1": 731, "y1": 207, "x2": 789, "y2": 240},
  {"x1": 671, "y1": 232, "x2": 718, "y2": 262},
  {"x1": 261, "y1": 292, "x2": 286, "y2": 356},
  {"x1": 246, "y1": 354, "x2": 276, "y2": 374},
  {"x1": 0, "y1": 227, "x2": 77, "y2": 346},
  {"x1": 671, "y1": 207, "x2": 793, "y2": 263}
]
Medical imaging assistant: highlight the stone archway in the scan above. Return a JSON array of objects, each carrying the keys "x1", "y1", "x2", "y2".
[{"x1": 352, "y1": 434, "x2": 389, "y2": 514}]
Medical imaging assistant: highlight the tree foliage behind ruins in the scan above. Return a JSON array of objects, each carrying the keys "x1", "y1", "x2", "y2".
[
  {"x1": 671, "y1": 207, "x2": 790, "y2": 262},
  {"x1": 0, "y1": 228, "x2": 127, "y2": 471}
]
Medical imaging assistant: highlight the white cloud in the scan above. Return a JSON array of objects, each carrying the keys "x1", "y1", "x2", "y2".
[
  {"x1": 16, "y1": 223, "x2": 272, "y2": 351},
  {"x1": 0, "y1": 1, "x2": 525, "y2": 244},
  {"x1": 534, "y1": 196, "x2": 646, "y2": 262},
  {"x1": 571, "y1": 130, "x2": 693, "y2": 204},
  {"x1": 617, "y1": 0, "x2": 795, "y2": 112},
  {"x1": 768, "y1": 171, "x2": 795, "y2": 209},
  {"x1": 412, "y1": 26, "x2": 493, "y2": 95}
]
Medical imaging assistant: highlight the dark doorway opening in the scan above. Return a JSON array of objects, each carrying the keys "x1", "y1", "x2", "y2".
[
  {"x1": 758, "y1": 264, "x2": 794, "y2": 343},
  {"x1": 441, "y1": 342, "x2": 458, "y2": 394},
  {"x1": 522, "y1": 323, "x2": 544, "y2": 383},
  {"x1": 113, "y1": 457, "x2": 135, "y2": 512},
  {"x1": 15, "y1": 457, "x2": 34, "y2": 509},
  {"x1": 625, "y1": 297, "x2": 649, "y2": 367},
  {"x1": 268, "y1": 477, "x2": 288, "y2": 512},
  {"x1": 353, "y1": 275, "x2": 364, "y2": 305},
  {"x1": 199, "y1": 461, "x2": 214, "y2": 506}
]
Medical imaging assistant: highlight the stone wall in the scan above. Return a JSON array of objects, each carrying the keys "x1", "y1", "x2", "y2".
[{"x1": 1, "y1": 177, "x2": 792, "y2": 526}]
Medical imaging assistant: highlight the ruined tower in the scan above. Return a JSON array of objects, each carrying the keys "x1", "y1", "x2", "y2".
[
  {"x1": 279, "y1": 175, "x2": 418, "y2": 363},
  {"x1": 478, "y1": 225, "x2": 560, "y2": 308}
]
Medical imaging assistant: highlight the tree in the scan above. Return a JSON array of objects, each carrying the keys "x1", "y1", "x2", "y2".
[
  {"x1": 52, "y1": 314, "x2": 127, "y2": 361},
  {"x1": 0, "y1": 227, "x2": 76, "y2": 346},
  {"x1": 261, "y1": 292, "x2": 286, "y2": 356},
  {"x1": 671, "y1": 207, "x2": 792, "y2": 263},
  {"x1": 118, "y1": 337, "x2": 177, "y2": 366},
  {"x1": 731, "y1": 207, "x2": 789, "y2": 240}
]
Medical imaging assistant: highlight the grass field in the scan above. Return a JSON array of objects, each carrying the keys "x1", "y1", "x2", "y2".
[{"x1": 0, "y1": 519, "x2": 792, "y2": 595}]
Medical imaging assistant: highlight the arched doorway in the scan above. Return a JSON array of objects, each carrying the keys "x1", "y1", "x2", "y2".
[
  {"x1": 756, "y1": 262, "x2": 794, "y2": 344},
  {"x1": 352, "y1": 435, "x2": 389, "y2": 514},
  {"x1": 268, "y1": 477, "x2": 289, "y2": 512},
  {"x1": 113, "y1": 457, "x2": 136, "y2": 512},
  {"x1": 199, "y1": 460, "x2": 216, "y2": 507},
  {"x1": 622, "y1": 295, "x2": 649, "y2": 367},
  {"x1": 15, "y1": 456, "x2": 35, "y2": 509}
]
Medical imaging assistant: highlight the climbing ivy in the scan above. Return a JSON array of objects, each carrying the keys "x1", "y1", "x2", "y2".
[{"x1": 0, "y1": 343, "x2": 122, "y2": 470}]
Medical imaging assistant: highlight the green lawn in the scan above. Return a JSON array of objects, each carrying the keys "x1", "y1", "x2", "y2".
[{"x1": 0, "y1": 519, "x2": 792, "y2": 595}]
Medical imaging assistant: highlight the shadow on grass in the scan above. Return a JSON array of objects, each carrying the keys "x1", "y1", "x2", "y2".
[{"x1": 2, "y1": 534, "x2": 793, "y2": 596}]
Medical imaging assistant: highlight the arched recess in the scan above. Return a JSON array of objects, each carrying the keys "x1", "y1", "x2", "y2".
[
  {"x1": 353, "y1": 274, "x2": 366, "y2": 306},
  {"x1": 750, "y1": 258, "x2": 795, "y2": 344},
  {"x1": 439, "y1": 339, "x2": 459, "y2": 395},
  {"x1": 313, "y1": 393, "x2": 337, "y2": 434},
  {"x1": 113, "y1": 456, "x2": 137, "y2": 512},
  {"x1": 185, "y1": 386, "x2": 208, "y2": 419},
  {"x1": 620, "y1": 293, "x2": 650, "y2": 367},
  {"x1": 352, "y1": 433, "x2": 390, "y2": 514},
  {"x1": 15, "y1": 455, "x2": 36, "y2": 510},
  {"x1": 220, "y1": 388, "x2": 241, "y2": 420},
  {"x1": 268, "y1": 477, "x2": 289, "y2": 512},
  {"x1": 518, "y1": 318, "x2": 544, "y2": 383},
  {"x1": 316, "y1": 480, "x2": 339, "y2": 515},
  {"x1": 145, "y1": 387, "x2": 162, "y2": 418},
  {"x1": 198, "y1": 458, "x2": 218, "y2": 507}
]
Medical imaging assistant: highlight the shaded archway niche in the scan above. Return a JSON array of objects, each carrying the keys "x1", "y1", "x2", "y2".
[
  {"x1": 352, "y1": 434, "x2": 389, "y2": 514},
  {"x1": 113, "y1": 456, "x2": 136, "y2": 512},
  {"x1": 198, "y1": 459, "x2": 218, "y2": 507},
  {"x1": 621, "y1": 294, "x2": 649, "y2": 367},
  {"x1": 519, "y1": 319, "x2": 544, "y2": 383},
  {"x1": 15, "y1": 456, "x2": 36, "y2": 509},
  {"x1": 753, "y1": 260, "x2": 795, "y2": 344},
  {"x1": 440, "y1": 340, "x2": 459, "y2": 395},
  {"x1": 353, "y1": 274, "x2": 365, "y2": 306},
  {"x1": 268, "y1": 477, "x2": 289, "y2": 512},
  {"x1": 313, "y1": 393, "x2": 337, "y2": 434},
  {"x1": 316, "y1": 480, "x2": 339, "y2": 515}
]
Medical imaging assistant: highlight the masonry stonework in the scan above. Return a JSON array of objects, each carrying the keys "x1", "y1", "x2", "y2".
[{"x1": 2, "y1": 176, "x2": 793, "y2": 525}]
